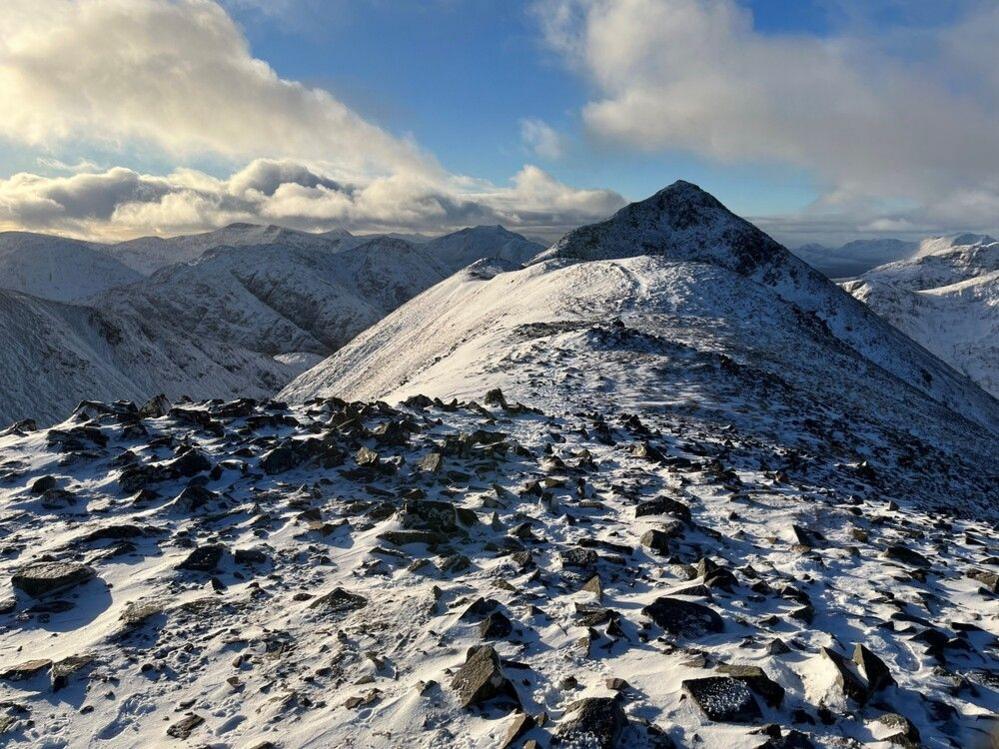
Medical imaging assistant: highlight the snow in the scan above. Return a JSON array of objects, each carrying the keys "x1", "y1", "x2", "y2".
[
  {"x1": 842, "y1": 234, "x2": 998, "y2": 398},
  {"x1": 0, "y1": 232, "x2": 142, "y2": 302}
]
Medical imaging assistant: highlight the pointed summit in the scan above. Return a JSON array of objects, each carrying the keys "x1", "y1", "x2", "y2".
[{"x1": 532, "y1": 180, "x2": 784, "y2": 275}]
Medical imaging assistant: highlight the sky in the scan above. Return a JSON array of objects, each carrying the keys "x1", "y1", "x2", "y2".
[{"x1": 1, "y1": 0, "x2": 997, "y2": 245}]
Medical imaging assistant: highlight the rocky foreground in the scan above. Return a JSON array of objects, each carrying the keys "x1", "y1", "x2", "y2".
[{"x1": 0, "y1": 393, "x2": 996, "y2": 748}]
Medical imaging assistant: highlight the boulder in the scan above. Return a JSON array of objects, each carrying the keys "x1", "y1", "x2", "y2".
[
  {"x1": 553, "y1": 697, "x2": 628, "y2": 748},
  {"x1": 682, "y1": 677, "x2": 762, "y2": 722},
  {"x1": 716, "y1": 664, "x2": 785, "y2": 707},
  {"x1": 450, "y1": 645, "x2": 519, "y2": 709},
  {"x1": 177, "y1": 544, "x2": 225, "y2": 572},
  {"x1": 12, "y1": 562, "x2": 95, "y2": 598},
  {"x1": 642, "y1": 596, "x2": 724, "y2": 637},
  {"x1": 635, "y1": 496, "x2": 691, "y2": 521},
  {"x1": 308, "y1": 587, "x2": 368, "y2": 615}
]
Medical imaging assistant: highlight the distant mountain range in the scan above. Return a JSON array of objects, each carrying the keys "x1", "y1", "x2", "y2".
[
  {"x1": 790, "y1": 238, "x2": 917, "y2": 278},
  {"x1": 0, "y1": 223, "x2": 542, "y2": 424}
]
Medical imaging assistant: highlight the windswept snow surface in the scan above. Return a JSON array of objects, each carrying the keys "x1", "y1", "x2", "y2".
[
  {"x1": 842, "y1": 235, "x2": 998, "y2": 398},
  {"x1": 0, "y1": 233, "x2": 142, "y2": 302}
]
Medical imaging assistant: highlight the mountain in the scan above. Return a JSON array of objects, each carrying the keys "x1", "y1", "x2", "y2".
[
  {"x1": 842, "y1": 234, "x2": 998, "y2": 398},
  {"x1": 287, "y1": 181, "x2": 996, "y2": 437},
  {"x1": 0, "y1": 232, "x2": 142, "y2": 302},
  {"x1": 0, "y1": 289, "x2": 294, "y2": 425},
  {"x1": 106, "y1": 222, "x2": 363, "y2": 275},
  {"x1": 0, "y1": 226, "x2": 544, "y2": 425},
  {"x1": 95, "y1": 236, "x2": 451, "y2": 358},
  {"x1": 792, "y1": 239, "x2": 917, "y2": 278},
  {"x1": 422, "y1": 225, "x2": 544, "y2": 272},
  {"x1": 1, "y1": 184, "x2": 995, "y2": 749}
]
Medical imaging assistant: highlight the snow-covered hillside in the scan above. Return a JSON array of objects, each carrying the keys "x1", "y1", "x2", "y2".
[
  {"x1": 842, "y1": 234, "x2": 998, "y2": 398},
  {"x1": 792, "y1": 239, "x2": 917, "y2": 278},
  {"x1": 0, "y1": 232, "x2": 142, "y2": 302},
  {"x1": 0, "y1": 184, "x2": 995, "y2": 748}
]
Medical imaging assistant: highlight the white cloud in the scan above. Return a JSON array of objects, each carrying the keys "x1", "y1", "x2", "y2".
[
  {"x1": 536, "y1": 0, "x2": 999, "y2": 237},
  {"x1": 0, "y1": 160, "x2": 625, "y2": 241},
  {"x1": 0, "y1": 0, "x2": 434, "y2": 179},
  {"x1": 520, "y1": 118, "x2": 567, "y2": 160}
]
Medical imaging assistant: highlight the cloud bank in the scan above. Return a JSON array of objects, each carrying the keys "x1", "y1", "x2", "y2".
[
  {"x1": 0, "y1": 160, "x2": 624, "y2": 241},
  {"x1": 537, "y1": 0, "x2": 999, "y2": 240}
]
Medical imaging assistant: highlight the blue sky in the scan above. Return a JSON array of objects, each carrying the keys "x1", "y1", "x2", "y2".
[{"x1": 1, "y1": 0, "x2": 996, "y2": 243}]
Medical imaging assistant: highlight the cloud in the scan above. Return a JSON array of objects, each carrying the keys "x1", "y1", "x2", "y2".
[
  {"x1": 0, "y1": 159, "x2": 625, "y2": 241},
  {"x1": 536, "y1": 0, "x2": 999, "y2": 238},
  {"x1": 0, "y1": 0, "x2": 434, "y2": 179},
  {"x1": 520, "y1": 118, "x2": 567, "y2": 160}
]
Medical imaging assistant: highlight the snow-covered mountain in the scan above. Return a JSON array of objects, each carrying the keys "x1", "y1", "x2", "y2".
[
  {"x1": 0, "y1": 232, "x2": 142, "y2": 302},
  {"x1": 0, "y1": 226, "x2": 545, "y2": 425},
  {"x1": 106, "y1": 222, "x2": 364, "y2": 275},
  {"x1": 422, "y1": 225, "x2": 544, "y2": 272},
  {"x1": 792, "y1": 239, "x2": 917, "y2": 278},
  {"x1": 842, "y1": 234, "x2": 998, "y2": 398},
  {"x1": 286, "y1": 181, "x2": 997, "y2": 437},
  {"x1": 0, "y1": 183, "x2": 995, "y2": 749}
]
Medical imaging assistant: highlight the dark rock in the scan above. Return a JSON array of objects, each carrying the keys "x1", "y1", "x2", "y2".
[
  {"x1": 12, "y1": 562, "x2": 95, "y2": 598},
  {"x1": 234, "y1": 548, "x2": 268, "y2": 565},
  {"x1": 852, "y1": 643, "x2": 895, "y2": 693},
  {"x1": 308, "y1": 587, "x2": 368, "y2": 615},
  {"x1": 30, "y1": 475, "x2": 57, "y2": 494},
  {"x1": 642, "y1": 596, "x2": 724, "y2": 637},
  {"x1": 635, "y1": 496, "x2": 691, "y2": 521},
  {"x1": 450, "y1": 645, "x2": 519, "y2": 709},
  {"x1": 820, "y1": 647, "x2": 868, "y2": 704},
  {"x1": 50, "y1": 655, "x2": 92, "y2": 691},
  {"x1": 177, "y1": 544, "x2": 225, "y2": 572},
  {"x1": 884, "y1": 545, "x2": 930, "y2": 568},
  {"x1": 0, "y1": 659, "x2": 51, "y2": 681},
  {"x1": 640, "y1": 528, "x2": 672, "y2": 555},
  {"x1": 561, "y1": 547, "x2": 599, "y2": 568},
  {"x1": 479, "y1": 611, "x2": 514, "y2": 640},
  {"x1": 553, "y1": 697, "x2": 628, "y2": 748},
  {"x1": 166, "y1": 714, "x2": 204, "y2": 739},
  {"x1": 500, "y1": 712, "x2": 536, "y2": 748}
]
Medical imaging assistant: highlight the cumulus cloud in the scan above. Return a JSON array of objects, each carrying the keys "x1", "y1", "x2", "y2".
[
  {"x1": 520, "y1": 118, "x2": 567, "y2": 160},
  {"x1": 0, "y1": 159, "x2": 625, "y2": 241},
  {"x1": 0, "y1": 0, "x2": 434, "y2": 178},
  {"x1": 536, "y1": 0, "x2": 999, "y2": 238}
]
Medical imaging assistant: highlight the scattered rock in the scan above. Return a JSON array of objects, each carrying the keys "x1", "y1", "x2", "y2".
[
  {"x1": 682, "y1": 677, "x2": 762, "y2": 722},
  {"x1": 553, "y1": 697, "x2": 628, "y2": 748},
  {"x1": 450, "y1": 645, "x2": 519, "y2": 709},
  {"x1": 11, "y1": 562, "x2": 95, "y2": 598},
  {"x1": 642, "y1": 596, "x2": 724, "y2": 637}
]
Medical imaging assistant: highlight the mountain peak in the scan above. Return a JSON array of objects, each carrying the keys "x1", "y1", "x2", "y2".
[{"x1": 532, "y1": 180, "x2": 784, "y2": 274}]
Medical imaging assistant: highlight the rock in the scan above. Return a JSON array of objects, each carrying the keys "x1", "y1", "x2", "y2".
[
  {"x1": 884, "y1": 545, "x2": 930, "y2": 568},
  {"x1": 80, "y1": 524, "x2": 145, "y2": 542},
  {"x1": 50, "y1": 655, "x2": 92, "y2": 691},
  {"x1": 400, "y1": 498, "x2": 459, "y2": 533},
  {"x1": 418, "y1": 452, "x2": 443, "y2": 474},
  {"x1": 355, "y1": 446, "x2": 380, "y2": 466},
  {"x1": 450, "y1": 645, "x2": 519, "y2": 709},
  {"x1": 30, "y1": 475, "x2": 57, "y2": 494},
  {"x1": 139, "y1": 394, "x2": 170, "y2": 418},
  {"x1": 640, "y1": 528, "x2": 672, "y2": 555},
  {"x1": 819, "y1": 647, "x2": 868, "y2": 704},
  {"x1": 307, "y1": 587, "x2": 368, "y2": 615},
  {"x1": 500, "y1": 712, "x2": 536, "y2": 748},
  {"x1": 0, "y1": 659, "x2": 51, "y2": 681},
  {"x1": 166, "y1": 714, "x2": 204, "y2": 739},
  {"x1": 177, "y1": 544, "x2": 225, "y2": 572},
  {"x1": 852, "y1": 643, "x2": 895, "y2": 693},
  {"x1": 635, "y1": 496, "x2": 691, "y2": 521},
  {"x1": 870, "y1": 713, "x2": 920, "y2": 747},
  {"x1": 166, "y1": 449, "x2": 211, "y2": 477},
  {"x1": 966, "y1": 568, "x2": 999, "y2": 592},
  {"x1": 642, "y1": 596, "x2": 724, "y2": 637},
  {"x1": 561, "y1": 547, "x2": 599, "y2": 568},
  {"x1": 259, "y1": 444, "x2": 301, "y2": 475},
  {"x1": 716, "y1": 664, "x2": 785, "y2": 707},
  {"x1": 120, "y1": 599, "x2": 165, "y2": 627},
  {"x1": 12, "y1": 562, "x2": 95, "y2": 598},
  {"x1": 479, "y1": 611, "x2": 513, "y2": 640},
  {"x1": 234, "y1": 548, "x2": 268, "y2": 565},
  {"x1": 682, "y1": 677, "x2": 762, "y2": 722},
  {"x1": 553, "y1": 697, "x2": 628, "y2": 748},
  {"x1": 483, "y1": 388, "x2": 509, "y2": 409}
]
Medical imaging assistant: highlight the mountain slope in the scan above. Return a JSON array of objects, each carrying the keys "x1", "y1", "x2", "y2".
[
  {"x1": 0, "y1": 289, "x2": 295, "y2": 425},
  {"x1": 0, "y1": 232, "x2": 142, "y2": 301},
  {"x1": 842, "y1": 234, "x2": 998, "y2": 398}
]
